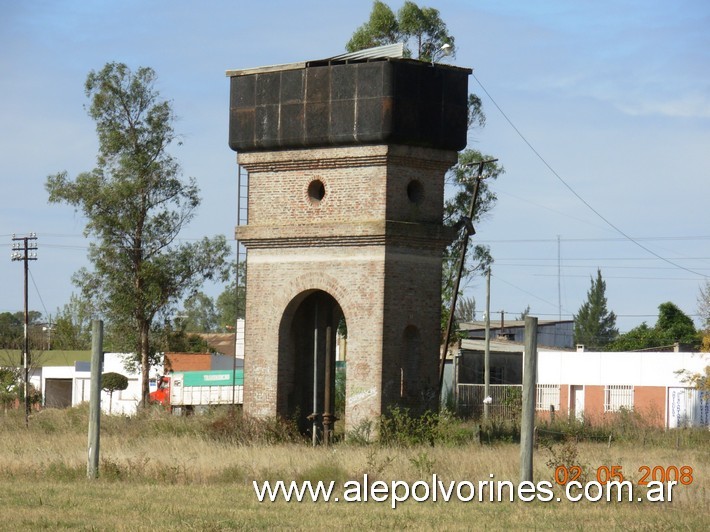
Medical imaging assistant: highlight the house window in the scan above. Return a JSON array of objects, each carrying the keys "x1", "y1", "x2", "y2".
[
  {"x1": 536, "y1": 384, "x2": 560, "y2": 412},
  {"x1": 604, "y1": 385, "x2": 634, "y2": 412}
]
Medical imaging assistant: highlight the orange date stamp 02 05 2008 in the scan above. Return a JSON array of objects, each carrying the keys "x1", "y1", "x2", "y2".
[{"x1": 554, "y1": 464, "x2": 694, "y2": 486}]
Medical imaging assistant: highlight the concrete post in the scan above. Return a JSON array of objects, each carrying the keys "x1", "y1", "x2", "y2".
[
  {"x1": 520, "y1": 316, "x2": 538, "y2": 483},
  {"x1": 87, "y1": 319, "x2": 103, "y2": 479}
]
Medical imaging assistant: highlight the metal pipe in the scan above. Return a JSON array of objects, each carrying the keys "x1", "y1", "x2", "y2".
[
  {"x1": 311, "y1": 303, "x2": 319, "y2": 446},
  {"x1": 323, "y1": 324, "x2": 333, "y2": 445}
]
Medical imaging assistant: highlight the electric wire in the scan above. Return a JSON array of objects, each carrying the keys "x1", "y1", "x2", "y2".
[
  {"x1": 28, "y1": 268, "x2": 50, "y2": 320},
  {"x1": 472, "y1": 72, "x2": 708, "y2": 279},
  {"x1": 490, "y1": 270, "x2": 567, "y2": 313}
]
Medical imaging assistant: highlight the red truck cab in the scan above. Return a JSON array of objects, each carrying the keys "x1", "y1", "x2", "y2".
[{"x1": 149, "y1": 375, "x2": 171, "y2": 406}]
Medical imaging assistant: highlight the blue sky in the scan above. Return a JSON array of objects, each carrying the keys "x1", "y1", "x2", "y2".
[{"x1": 1, "y1": 0, "x2": 708, "y2": 332}]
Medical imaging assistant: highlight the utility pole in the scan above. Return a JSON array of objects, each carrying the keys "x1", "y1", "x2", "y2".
[
  {"x1": 11, "y1": 233, "x2": 38, "y2": 427},
  {"x1": 438, "y1": 159, "x2": 498, "y2": 402},
  {"x1": 484, "y1": 267, "x2": 491, "y2": 419},
  {"x1": 557, "y1": 235, "x2": 562, "y2": 321},
  {"x1": 43, "y1": 315, "x2": 53, "y2": 351}
]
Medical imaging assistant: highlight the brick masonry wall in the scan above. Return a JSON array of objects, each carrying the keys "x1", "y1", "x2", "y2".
[
  {"x1": 164, "y1": 353, "x2": 212, "y2": 372},
  {"x1": 237, "y1": 144, "x2": 456, "y2": 432},
  {"x1": 583, "y1": 385, "x2": 605, "y2": 423},
  {"x1": 536, "y1": 385, "x2": 668, "y2": 427},
  {"x1": 634, "y1": 386, "x2": 666, "y2": 427},
  {"x1": 559, "y1": 385, "x2": 569, "y2": 417}
]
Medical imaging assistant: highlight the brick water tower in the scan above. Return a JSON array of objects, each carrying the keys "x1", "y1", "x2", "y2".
[{"x1": 227, "y1": 47, "x2": 471, "y2": 435}]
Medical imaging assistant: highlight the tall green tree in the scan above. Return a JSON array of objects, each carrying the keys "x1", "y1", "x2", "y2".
[
  {"x1": 46, "y1": 62, "x2": 230, "y2": 406},
  {"x1": 697, "y1": 280, "x2": 710, "y2": 351},
  {"x1": 516, "y1": 305, "x2": 531, "y2": 321},
  {"x1": 603, "y1": 322, "x2": 657, "y2": 351},
  {"x1": 52, "y1": 294, "x2": 93, "y2": 350},
  {"x1": 347, "y1": 0, "x2": 399, "y2": 52},
  {"x1": 347, "y1": 1, "x2": 454, "y2": 62},
  {"x1": 215, "y1": 261, "x2": 246, "y2": 331},
  {"x1": 181, "y1": 292, "x2": 218, "y2": 332},
  {"x1": 0, "y1": 313, "x2": 22, "y2": 349},
  {"x1": 157, "y1": 325, "x2": 211, "y2": 354},
  {"x1": 454, "y1": 295, "x2": 476, "y2": 323},
  {"x1": 0, "y1": 367, "x2": 21, "y2": 413},
  {"x1": 655, "y1": 302, "x2": 696, "y2": 344},
  {"x1": 606, "y1": 301, "x2": 698, "y2": 351},
  {"x1": 441, "y1": 150, "x2": 501, "y2": 337},
  {"x1": 573, "y1": 269, "x2": 618, "y2": 348},
  {"x1": 0, "y1": 311, "x2": 46, "y2": 351}
]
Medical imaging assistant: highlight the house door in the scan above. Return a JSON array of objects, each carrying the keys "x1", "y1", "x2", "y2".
[
  {"x1": 45, "y1": 378, "x2": 72, "y2": 408},
  {"x1": 571, "y1": 385, "x2": 584, "y2": 421}
]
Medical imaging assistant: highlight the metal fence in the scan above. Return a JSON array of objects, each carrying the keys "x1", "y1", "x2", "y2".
[{"x1": 457, "y1": 384, "x2": 523, "y2": 419}]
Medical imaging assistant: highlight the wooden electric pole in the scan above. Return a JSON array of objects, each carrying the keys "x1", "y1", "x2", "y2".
[
  {"x1": 438, "y1": 159, "x2": 497, "y2": 403},
  {"x1": 484, "y1": 267, "x2": 491, "y2": 419},
  {"x1": 11, "y1": 233, "x2": 37, "y2": 427}
]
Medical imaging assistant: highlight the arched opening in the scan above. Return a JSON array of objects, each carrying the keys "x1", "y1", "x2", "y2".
[{"x1": 278, "y1": 290, "x2": 345, "y2": 442}]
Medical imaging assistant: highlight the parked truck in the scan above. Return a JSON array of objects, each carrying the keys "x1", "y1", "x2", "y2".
[{"x1": 149, "y1": 369, "x2": 244, "y2": 414}]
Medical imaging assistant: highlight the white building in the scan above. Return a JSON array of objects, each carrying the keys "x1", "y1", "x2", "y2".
[{"x1": 32, "y1": 353, "x2": 143, "y2": 415}]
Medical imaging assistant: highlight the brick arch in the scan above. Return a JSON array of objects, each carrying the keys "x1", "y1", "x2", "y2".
[
  {"x1": 276, "y1": 284, "x2": 346, "y2": 433},
  {"x1": 275, "y1": 272, "x2": 354, "y2": 328}
]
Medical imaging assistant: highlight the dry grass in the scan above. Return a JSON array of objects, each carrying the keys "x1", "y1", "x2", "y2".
[{"x1": 0, "y1": 407, "x2": 707, "y2": 530}]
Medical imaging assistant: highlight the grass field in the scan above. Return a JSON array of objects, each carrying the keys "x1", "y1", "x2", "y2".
[{"x1": 0, "y1": 407, "x2": 707, "y2": 530}]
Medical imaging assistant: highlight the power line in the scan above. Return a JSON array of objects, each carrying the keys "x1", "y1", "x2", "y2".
[
  {"x1": 494, "y1": 263, "x2": 710, "y2": 272},
  {"x1": 472, "y1": 72, "x2": 709, "y2": 279},
  {"x1": 477, "y1": 236, "x2": 710, "y2": 244},
  {"x1": 493, "y1": 256, "x2": 710, "y2": 261},
  {"x1": 490, "y1": 271, "x2": 566, "y2": 313},
  {"x1": 532, "y1": 274, "x2": 702, "y2": 281},
  {"x1": 28, "y1": 268, "x2": 50, "y2": 318}
]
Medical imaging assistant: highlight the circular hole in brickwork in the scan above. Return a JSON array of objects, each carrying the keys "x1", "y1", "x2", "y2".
[
  {"x1": 407, "y1": 180, "x2": 424, "y2": 204},
  {"x1": 308, "y1": 179, "x2": 326, "y2": 203}
]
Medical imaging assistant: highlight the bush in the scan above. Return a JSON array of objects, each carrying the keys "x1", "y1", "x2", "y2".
[
  {"x1": 378, "y1": 407, "x2": 477, "y2": 447},
  {"x1": 379, "y1": 407, "x2": 437, "y2": 446},
  {"x1": 204, "y1": 411, "x2": 302, "y2": 445}
]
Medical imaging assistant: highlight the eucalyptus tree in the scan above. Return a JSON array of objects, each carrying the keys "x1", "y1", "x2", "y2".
[
  {"x1": 346, "y1": 0, "x2": 455, "y2": 62},
  {"x1": 46, "y1": 63, "x2": 230, "y2": 405}
]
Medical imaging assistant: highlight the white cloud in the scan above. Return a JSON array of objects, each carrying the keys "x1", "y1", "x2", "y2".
[{"x1": 615, "y1": 92, "x2": 710, "y2": 119}]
